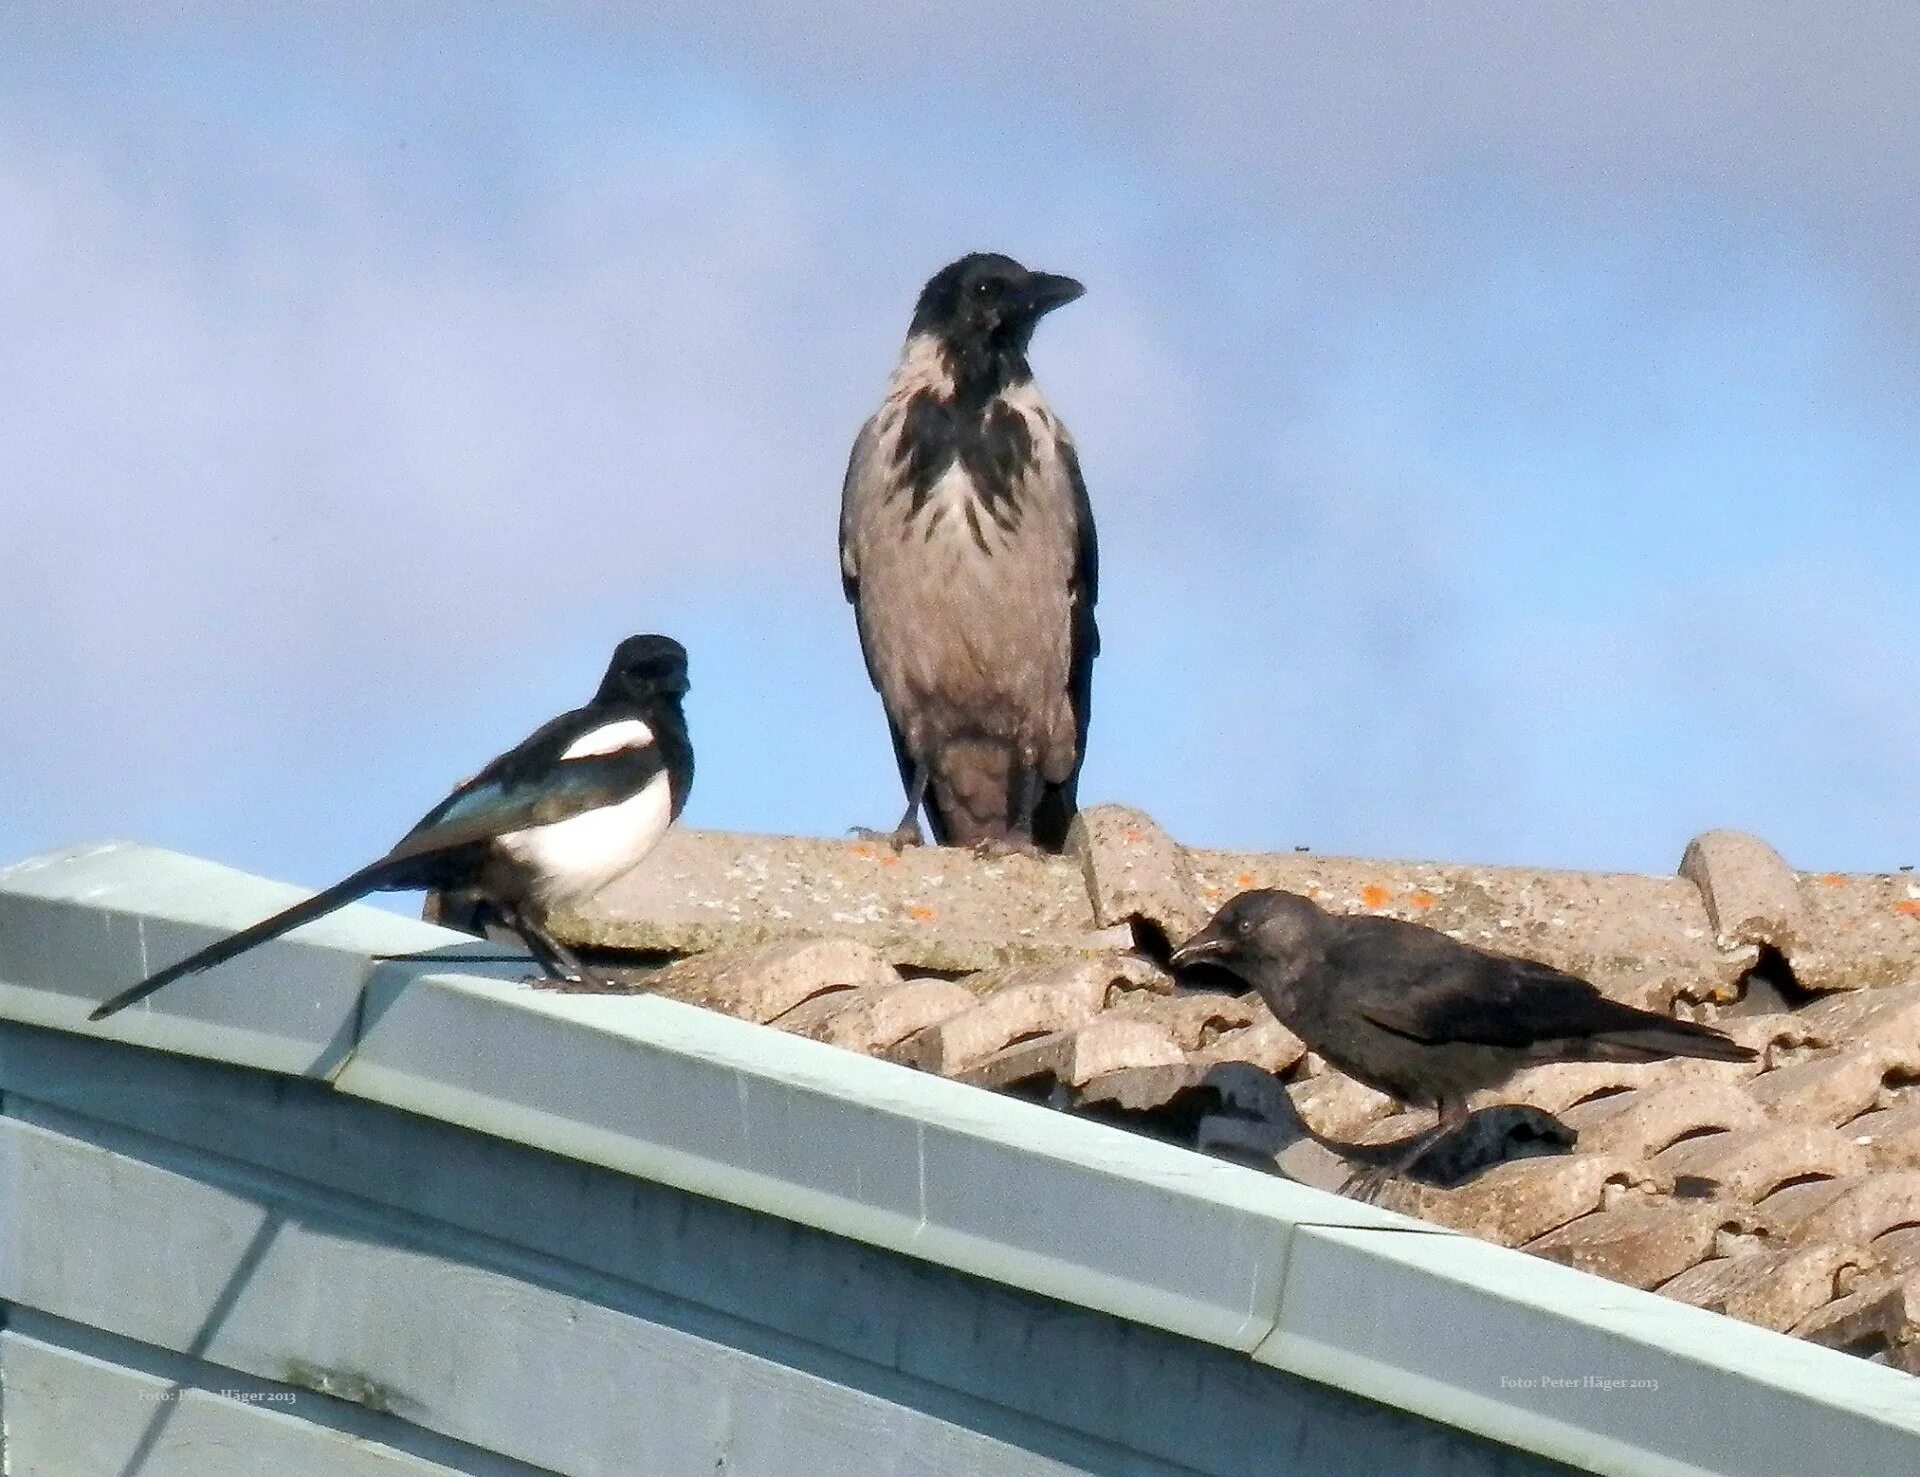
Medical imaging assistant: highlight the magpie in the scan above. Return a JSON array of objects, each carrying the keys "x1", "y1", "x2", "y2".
[
  {"x1": 1172, "y1": 889, "x2": 1755, "y2": 1188},
  {"x1": 89, "y1": 634, "x2": 693, "y2": 1021},
  {"x1": 840, "y1": 252, "x2": 1098, "y2": 853}
]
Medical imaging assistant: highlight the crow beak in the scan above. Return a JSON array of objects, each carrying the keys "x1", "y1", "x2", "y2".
[
  {"x1": 1169, "y1": 929, "x2": 1229, "y2": 971},
  {"x1": 1019, "y1": 272, "x2": 1085, "y2": 317}
]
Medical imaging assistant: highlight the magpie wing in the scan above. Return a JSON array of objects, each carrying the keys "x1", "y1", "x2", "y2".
[{"x1": 382, "y1": 710, "x2": 667, "y2": 866}]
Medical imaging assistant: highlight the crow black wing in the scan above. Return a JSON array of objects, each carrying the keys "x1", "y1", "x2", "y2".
[{"x1": 1031, "y1": 435, "x2": 1099, "y2": 850}]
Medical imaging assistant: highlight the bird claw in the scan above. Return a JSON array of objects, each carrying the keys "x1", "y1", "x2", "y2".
[
  {"x1": 851, "y1": 823, "x2": 924, "y2": 852},
  {"x1": 525, "y1": 963, "x2": 612, "y2": 991},
  {"x1": 969, "y1": 835, "x2": 1044, "y2": 860},
  {"x1": 1341, "y1": 1165, "x2": 1397, "y2": 1204}
]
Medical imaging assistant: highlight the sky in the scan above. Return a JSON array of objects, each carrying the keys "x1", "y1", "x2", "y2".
[{"x1": 3, "y1": 4, "x2": 1918, "y2": 903}]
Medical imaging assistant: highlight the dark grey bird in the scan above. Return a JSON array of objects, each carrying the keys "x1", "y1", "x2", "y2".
[
  {"x1": 1172, "y1": 889, "x2": 1755, "y2": 1168},
  {"x1": 840, "y1": 252, "x2": 1097, "y2": 853},
  {"x1": 89, "y1": 635, "x2": 694, "y2": 1021}
]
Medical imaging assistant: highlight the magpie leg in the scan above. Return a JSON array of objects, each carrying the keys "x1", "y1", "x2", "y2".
[
  {"x1": 853, "y1": 763, "x2": 929, "y2": 850},
  {"x1": 502, "y1": 908, "x2": 607, "y2": 989}
]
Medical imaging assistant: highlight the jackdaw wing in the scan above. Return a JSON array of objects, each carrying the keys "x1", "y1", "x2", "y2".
[{"x1": 1353, "y1": 950, "x2": 1753, "y2": 1064}]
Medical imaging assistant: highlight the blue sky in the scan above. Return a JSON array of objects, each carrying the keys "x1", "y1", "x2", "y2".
[{"x1": 4, "y1": 5, "x2": 1918, "y2": 900}]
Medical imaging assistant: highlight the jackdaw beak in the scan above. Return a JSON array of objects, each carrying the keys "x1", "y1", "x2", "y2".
[
  {"x1": 1016, "y1": 272, "x2": 1085, "y2": 319},
  {"x1": 1169, "y1": 927, "x2": 1231, "y2": 971}
]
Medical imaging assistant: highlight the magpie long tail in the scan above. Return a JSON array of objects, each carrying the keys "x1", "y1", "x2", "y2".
[{"x1": 88, "y1": 857, "x2": 410, "y2": 1021}]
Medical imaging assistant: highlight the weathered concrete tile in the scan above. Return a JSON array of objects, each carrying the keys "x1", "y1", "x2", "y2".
[
  {"x1": 962, "y1": 1018, "x2": 1186, "y2": 1091},
  {"x1": 1654, "y1": 1124, "x2": 1871, "y2": 1203},
  {"x1": 1679, "y1": 829, "x2": 1803, "y2": 952},
  {"x1": 1066, "y1": 805, "x2": 1209, "y2": 944},
  {"x1": 773, "y1": 978, "x2": 976, "y2": 1054},
  {"x1": 623, "y1": 938, "x2": 897, "y2": 1024},
  {"x1": 553, "y1": 827, "x2": 1121, "y2": 972},
  {"x1": 1529, "y1": 1199, "x2": 1767, "y2": 1290},
  {"x1": 1389, "y1": 1155, "x2": 1662, "y2": 1247},
  {"x1": 1561, "y1": 1079, "x2": 1768, "y2": 1159},
  {"x1": 888, "y1": 959, "x2": 1117, "y2": 1074},
  {"x1": 1103, "y1": 989, "x2": 1265, "y2": 1050},
  {"x1": 1187, "y1": 1018, "x2": 1308, "y2": 1075}
]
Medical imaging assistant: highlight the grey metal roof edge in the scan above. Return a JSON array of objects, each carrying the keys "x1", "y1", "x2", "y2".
[{"x1": 3, "y1": 841, "x2": 1918, "y2": 1477}]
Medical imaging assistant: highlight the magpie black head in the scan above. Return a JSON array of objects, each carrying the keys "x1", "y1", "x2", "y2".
[
  {"x1": 1170, "y1": 889, "x2": 1328, "y2": 986},
  {"x1": 596, "y1": 634, "x2": 690, "y2": 705},
  {"x1": 908, "y1": 253, "x2": 1084, "y2": 366}
]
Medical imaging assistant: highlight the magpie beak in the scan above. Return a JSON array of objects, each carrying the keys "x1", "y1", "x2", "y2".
[{"x1": 1017, "y1": 272, "x2": 1085, "y2": 318}]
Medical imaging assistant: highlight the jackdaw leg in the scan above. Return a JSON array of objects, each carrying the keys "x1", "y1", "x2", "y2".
[{"x1": 1342, "y1": 1096, "x2": 1471, "y2": 1203}]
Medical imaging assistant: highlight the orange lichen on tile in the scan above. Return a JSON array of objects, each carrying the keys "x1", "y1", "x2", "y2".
[
  {"x1": 1235, "y1": 872, "x2": 1256, "y2": 888},
  {"x1": 1820, "y1": 874, "x2": 1847, "y2": 888},
  {"x1": 906, "y1": 905, "x2": 937, "y2": 922},
  {"x1": 1123, "y1": 826, "x2": 1144, "y2": 844},
  {"x1": 849, "y1": 842, "x2": 876, "y2": 859},
  {"x1": 1359, "y1": 883, "x2": 1392, "y2": 909},
  {"x1": 1410, "y1": 890, "x2": 1438, "y2": 910},
  {"x1": 1896, "y1": 900, "x2": 1920, "y2": 918}
]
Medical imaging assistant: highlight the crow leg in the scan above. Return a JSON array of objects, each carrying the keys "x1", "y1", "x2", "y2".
[
  {"x1": 854, "y1": 762, "x2": 928, "y2": 850},
  {"x1": 965, "y1": 758, "x2": 1046, "y2": 859}
]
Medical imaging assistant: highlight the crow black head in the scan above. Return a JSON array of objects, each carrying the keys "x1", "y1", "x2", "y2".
[
  {"x1": 1170, "y1": 889, "x2": 1328, "y2": 988},
  {"x1": 598, "y1": 634, "x2": 691, "y2": 704},
  {"x1": 908, "y1": 252, "x2": 1084, "y2": 358}
]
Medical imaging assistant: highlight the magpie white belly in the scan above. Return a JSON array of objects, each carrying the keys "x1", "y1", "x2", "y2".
[{"x1": 496, "y1": 771, "x2": 674, "y2": 908}]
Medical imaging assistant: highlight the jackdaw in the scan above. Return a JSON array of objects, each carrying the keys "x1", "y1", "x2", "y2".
[
  {"x1": 1172, "y1": 889, "x2": 1755, "y2": 1162},
  {"x1": 90, "y1": 635, "x2": 694, "y2": 1020},
  {"x1": 840, "y1": 252, "x2": 1097, "y2": 852}
]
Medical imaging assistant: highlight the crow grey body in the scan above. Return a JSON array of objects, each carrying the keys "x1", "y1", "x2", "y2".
[
  {"x1": 840, "y1": 254, "x2": 1097, "y2": 851},
  {"x1": 1173, "y1": 889, "x2": 1755, "y2": 1126}
]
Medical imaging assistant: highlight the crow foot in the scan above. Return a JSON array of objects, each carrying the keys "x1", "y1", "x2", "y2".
[
  {"x1": 968, "y1": 835, "x2": 1045, "y2": 861},
  {"x1": 851, "y1": 822, "x2": 925, "y2": 852}
]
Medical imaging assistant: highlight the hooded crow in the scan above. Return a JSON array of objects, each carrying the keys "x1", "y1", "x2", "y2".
[
  {"x1": 1172, "y1": 889, "x2": 1754, "y2": 1144},
  {"x1": 840, "y1": 252, "x2": 1097, "y2": 852},
  {"x1": 89, "y1": 634, "x2": 694, "y2": 1021}
]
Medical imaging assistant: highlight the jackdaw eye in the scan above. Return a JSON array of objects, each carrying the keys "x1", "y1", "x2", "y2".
[{"x1": 971, "y1": 278, "x2": 998, "y2": 300}]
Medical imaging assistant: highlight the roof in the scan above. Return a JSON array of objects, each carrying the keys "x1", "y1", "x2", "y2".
[
  {"x1": 4, "y1": 834, "x2": 1919, "y2": 1477},
  {"x1": 525, "y1": 807, "x2": 1920, "y2": 1373}
]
